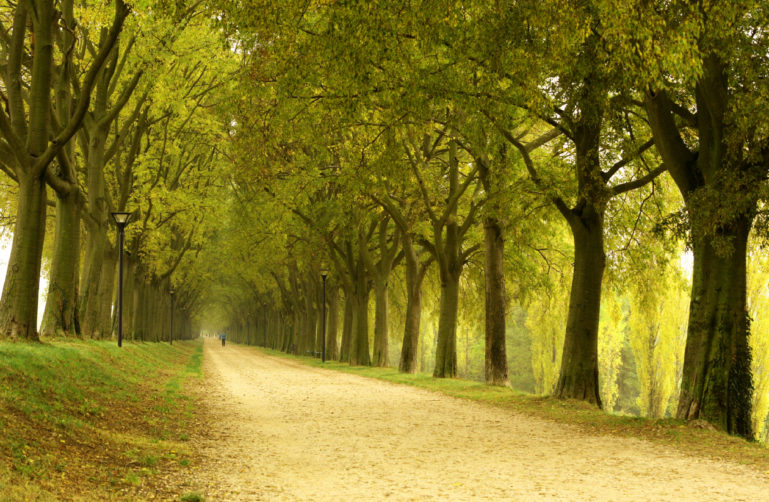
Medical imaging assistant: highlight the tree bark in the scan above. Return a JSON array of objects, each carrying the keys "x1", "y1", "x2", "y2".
[
  {"x1": 41, "y1": 192, "x2": 81, "y2": 337},
  {"x1": 0, "y1": 173, "x2": 47, "y2": 340},
  {"x1": 340, "y1": 290, "x2": 354, "y2": 363},
  {"x1": 484, "y1": 216, "x2": 509, "y2": 385},
  {"x1": 97, "y1": 245, "x2": 116, "y2": 339},
  {"x1": 372, "y1": 277, "x2": 389, "y2": 366},
  {"x1": 433, "y1": 271, "x2": 460, "y2": 378},
  {"x1": 398, "y1": 235, "x2": 428, "y2": 373},
  {"x1": 677, "y1": 218, "x2": 753, "y2": 436},
  {"x1": 351, "y1": 258, "x2": 371, "y2": 366},
  {"x1": 79, "y1": 119, "x2": 110, "y2": 338},
  {"x1": 79, "y1": 223, "x2": 106, "y2": 338},
  {"x1": 123, "y1": 258, "x2": 137, "y2": 337},
  {"x1": 327, "y1": 285, "x2": 339, "y2": 360},
  {"x1": 554, "y1": 206, "x2": 605, "y2": 405},
  {"x1": 429, "y1": 141, "x2": 473, "y2": 379}
]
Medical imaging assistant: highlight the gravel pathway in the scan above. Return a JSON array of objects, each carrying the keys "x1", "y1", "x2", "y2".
[{"x1": 189, "y1": 338, "x2": 768, "y2": 501}]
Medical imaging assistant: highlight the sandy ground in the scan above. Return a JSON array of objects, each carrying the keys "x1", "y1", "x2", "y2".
[{"x1": 188, "y1": 338, "x2": 769, "y2": 501}]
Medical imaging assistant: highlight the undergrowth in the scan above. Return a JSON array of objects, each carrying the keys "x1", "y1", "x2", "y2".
[{"x1": 0, "y1": 338, "x2": 203, "y2": 501}]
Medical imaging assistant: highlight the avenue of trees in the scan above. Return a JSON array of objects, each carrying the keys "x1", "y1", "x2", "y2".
[
  {"x1": 0, "y1": 0, "x2": 235, "y2": 343},
  {"x1": 1, "y1": 0, "x2": 769, "y2": 443}
]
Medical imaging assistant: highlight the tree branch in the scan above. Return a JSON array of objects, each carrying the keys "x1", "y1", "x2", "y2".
[
  {"x1": 488, "y1": 111, "x2": 572, "y2": 219},
  {"x1": 33, "y1": 0, "x2": 130, "y2": 176},
  {"x1": 643, "y1": 90, "x2": 697, "y2": 194},
  {"x1": 403, "y1": 139, "x2": 440, "y2": 226},
  {"x1": 601, "y1": 138, "x2": 654, "y2": 181},
  {"x1": 611, "y1": 164, "x2": 666, "y2": 195}
]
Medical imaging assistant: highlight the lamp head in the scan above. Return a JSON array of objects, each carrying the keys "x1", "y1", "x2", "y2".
[
  {"x1": 320, "y1": 268, "x2": 329, "y2": 279},
  {"x1": 111, "y1": 211, "x2": 132, "y2": 229},
  {"x1": 169, "y1": 289, "x2": 175, "y2": 297}
]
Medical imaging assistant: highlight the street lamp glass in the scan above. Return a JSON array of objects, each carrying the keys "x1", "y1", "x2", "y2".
[
  {"x1": 111, "y1": 212, "x2": 131, "y2": 226},
  {"x1": 169, "y1": 289, "x2": 175, "y2": 296},
  {"x1": 320, "y1": 268, "x2": 329, "y2": 278}
]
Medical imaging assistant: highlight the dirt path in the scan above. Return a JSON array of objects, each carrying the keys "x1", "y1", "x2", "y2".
[{"x1": 189, "y1": 338, "x2": 768, "y2": 501}]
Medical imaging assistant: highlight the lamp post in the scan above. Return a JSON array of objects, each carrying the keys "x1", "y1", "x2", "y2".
[
  {"x1": 320, "y1": 268, "x2": 328, "y2": 363},
  {"x1": 169, "y1": 289, "x2": 175, "y2": 345},
  {"x1": 111, "y1": 212, "x2": 131, "y2": 347}
]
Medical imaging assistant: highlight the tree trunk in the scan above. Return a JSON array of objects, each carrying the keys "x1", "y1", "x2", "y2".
[
  {"x1": 433, "y1": 272, "x2": 460, "y2": 378},
  {"x1": 41, "y1": 192, "x2": 80, "y2": 337},
  {"x1": 340, "y1": 291, "x2": 354, "y2": 363},
  {"x1": 0, "y1": 172, "x2": 47, "y2": 340},
  {"x1": 399, "y1": 237, "x2": 425, "y2": 373},
  {"x1": 327, "y1": 285, "x2": 339, "y2": 360},
  {"x1": 151, "y1": 283, "x2": 163, "y2": 341},
  {"x1": 123, "y1": 258, "x2": 137, "y2": 338},
  {"x1": 79, "y1": 223, "x2": 106, "y2": 338},
  {"x1": 351, "y1": 261, "x2": 371, "y2": 366},
  {"x1": 372, "y1": 277, "x2": 389, "y2": 366},
  {"x1": 130, "y1": 273, "x2": 144, "y2": 341},
  {"x1": 677, "y1": 217, "x2": 753, "y2": 436},
  {"x1": 79, "y1": 123, "x2": 110, "y2": 339},
  {"x1": 554, "y1": 207, "x2": 605, "y2": 405},
  {"x1": 484, "y1": 216, "x2": 509, "y2": 385},
  {"x1": 96, "y1": 246, "x2": 116, "y2": 339},
  {"x1": 645, "y1": 82, "x2": 755, "y2": 437}
]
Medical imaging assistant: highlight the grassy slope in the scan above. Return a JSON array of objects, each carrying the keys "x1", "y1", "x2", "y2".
[
  {"x1": 257, "y1": 347, "x2": 769, "y2": 476},
  {"x1": 0, "y1": 339, "x2": 203, "y2": 501}
]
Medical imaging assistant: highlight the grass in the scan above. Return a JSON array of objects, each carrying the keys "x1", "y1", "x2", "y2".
[
  {"x1": 256, "y1": 346, "x2": 769, "y2": 475},
  {"x1": 0, "y1": 338, "x2": 204, "y2": 501}
]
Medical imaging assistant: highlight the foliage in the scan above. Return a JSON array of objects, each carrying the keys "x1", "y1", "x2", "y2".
[{"x1": 747, "y1": 245, "x2": 769, "y2": 442}]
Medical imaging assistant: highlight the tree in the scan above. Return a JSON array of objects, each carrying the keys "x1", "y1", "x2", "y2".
[
  {"x1": 600, "y1": 0, "x2": 769, "y2": 435},
  {"x1": 0, "y1": 0, "x2": 129, "y2": 340}
]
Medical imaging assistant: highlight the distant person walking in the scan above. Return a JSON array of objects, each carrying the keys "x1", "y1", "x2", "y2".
[{"x1": 221, "y1": 332, "x2": 226, "y2": 347}]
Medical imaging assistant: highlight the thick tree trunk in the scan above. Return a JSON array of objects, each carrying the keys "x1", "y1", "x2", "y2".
[
  {"x1": 152, "y1": 283, "x2": 163, "y2": 341},
  {"x1": 263, "y1": 311, "x2": 271, "y2": 347},
  {"x1": 132, "y1": 278, "x2": 144, "y2": 341},
  {"x1": 340, "y1": 291, "x2": 354, "y2": 363},
  {"x1": 79, "y1": 224, "x2": 106, "y2": 338},
  {"x1": 399, "y1": 238, "x2": 424, "y2": 373},
  {"x1": 677, "y1": 218, "x2": 753, "y2": 436},
  {"x1": 41, "y1": 192, "x2": 81, "y2": 337},
  {"x1": 554, "y1": 208, "x2": 605, "y2": 405},
  {"x1": 123, "y1": 258, "x2": 136, "y2": 338},
  {"x1": 372, "y1": 277, "x2": 389, "y2": 366},
  {"x1": 433, "y1": 273, "x2": 460, "y2": 378},
  {"x1": 327, "y1": 285, "x2": 339, "y2": 360},
  {"x1": 430, "y1": 142, "x2": 465, "y2": 379},
  {"x1": 294, "y1": 309, "x2": 303, "y2": 353},
  {"x1": 306, "y1": 291, "x2": 318, "y2": 354},
  {"x1": 79, "y1": 122, "x2": 110, "y2": 339},
  {"x1": 351, "y1": 263, "x2": 371, "y2": 366},
  {"x1": 399, "y1": 286, "x2": 422, "y2": 373},
  {"x1": 484, "y1": 216, "x2": 509, "y2": 385},
  {"x1": 96, "y1": 246, "x2": 116, "y2": 339},
  {"x1": 0, "y1": 173, "x2": 47, "y2": 340},
  {"x1": 131, "y1": 275, "x2": 145, "y2": 341},
  {"x1": 280, "y1": 313, "x2": 289, "y2": 352}
]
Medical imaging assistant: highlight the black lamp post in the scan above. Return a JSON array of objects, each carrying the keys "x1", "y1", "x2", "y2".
[
  {"x1": 169, "y1": 289, "x2": 175, "y2": 345},
  {"x1": 320, "y1": 268, "x2": 328, "y2": 363},
  {"x1": 111, "y1": 211, "x2": 131, "y2": 347}
]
